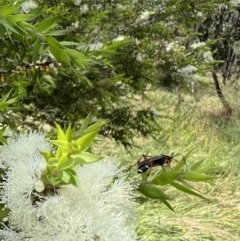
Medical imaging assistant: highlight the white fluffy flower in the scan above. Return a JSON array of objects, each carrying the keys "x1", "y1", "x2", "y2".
[
  {"x1": 203, "y1": 51, "x2": 214, "y2": 62},
  {"x1": 0, "y1": 132, "x2": 139, "y2": 241},
  {"x1": 178, "y1": 65, "x2": 199, "y2": 82},
  {"x1": 21, "y1": 0, "x2": 37, "y2": 13},
  {"x1": 113, "y1": 35, "x2": 125, "y2": 42},
  {"x1": 191, "y1": 41, "x2": 206, "y2": 49},
  {"x1": 80, "y1": 4, "x2": 89, "y2": 14}
]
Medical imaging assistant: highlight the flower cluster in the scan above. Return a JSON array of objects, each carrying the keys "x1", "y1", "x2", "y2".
[{"x1": 0, "y1": 132, "x2": 138, "y2": 241}]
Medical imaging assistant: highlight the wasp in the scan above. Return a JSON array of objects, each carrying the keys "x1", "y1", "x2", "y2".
[{"x1": 128, "y1": 153, "x2": 186, "y2": 177}]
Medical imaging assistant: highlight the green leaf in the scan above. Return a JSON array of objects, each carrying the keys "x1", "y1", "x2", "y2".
[
  {"x1": 0, "y1": 24, "x2": 6, "y2": 38},
  {"x1": 49, "y1": 46, "x2": 71, "y2": 66},
  {"x1": 138, "y1": 184, "x2": 171, "y2": 200},
  {"x1": 189, "y1": 159, "x2": 205, "y2": 172},
  {"x1": 60, "y1": 41, "x2": 80, "y2": 46},
  {"x1": 33, "y1": 37, "x2": 41, "y2": 65},
  {"x1": 181, "y1": 172, "x2": 214, "y2": 182},
  {"x1": 55, "y1": 153, "x2": 74, "y2": 171},
  {"x1": 54, "y1": 122, "x2": 67, "y2": 140},
  {"x1": 0, "y1": 203, "x2": 10, "y2": 219},
  {"x1": 58, "y1": 170, "x2": 71, "y2": 183},
  {"x1": 66, "y1": 124, "x2": 74, "y2": 141},
  {"x1": 28, "y1": 6, "x2": 44, "y2": 16},
  {"x1": 40, "y1": 151, "x2": 53, "y2": 162},
  {"x1": 76, "y1": 131, "x2": 98, "y2": 152},
  {"x1": 47, "y1": 36, "x2": 64, "y2": 49},
  {"x1": 68, "y1": 169, "x2": 79, "y2": 187},
  {"x1": 0, "y1": 19, "x2": 19, "y2": 35},
  {"x1": 0, "y1": 135, "x2": 7, "y2": 144},
  {"x1": 71, "y1": 152, "x2": 102, "y2": 164},
  {"x1": 195, "y1": 162, "x2": 216, "y2": 173},
  {"x1": 12, "y1": 14, "x2": 36, "y2": 22},
  {"x1": 153, "y1": 171, "x2": 182, "y2": 186},
  {"x1": 46, "y1": 29, "x2": 69, "y2": 36},
  {"x1": 47, "y1": 157, "x2": 58, "y2": 170},
  {"x1": 50, "y1": 140, "x2": 73, "y2": 152},
  {"x1": 0, "y1": 1, "x2": 25, "y2": 17},
  {"x1": 35, "y1": 17, "x2": 58, "y2": 33},
  {"x1": 170, "y1": 181, "x2": 207, "y2": 199},
  {"x1": 79, "y1": 113, "x2": 92, "y2": 134},
  {"x1": 74, "y1": 119, "x2": 108, "y2": 140},
  {"x1": 65, "y1": 48, "x2": 90, "y2": 68}
]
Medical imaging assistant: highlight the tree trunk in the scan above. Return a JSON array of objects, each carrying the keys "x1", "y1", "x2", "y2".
[{"x1": 212, "y1": 71, "x2": 233, "y2": 115}]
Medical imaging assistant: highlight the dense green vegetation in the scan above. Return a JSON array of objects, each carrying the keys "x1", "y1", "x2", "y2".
[{"x1": 1, "y1": 0, "x2": 240, "y2": 240}]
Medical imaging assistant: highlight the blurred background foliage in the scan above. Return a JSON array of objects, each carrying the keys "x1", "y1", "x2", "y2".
[{"x1": 0, "y1": 0, "x2": 233, "y2": 147}]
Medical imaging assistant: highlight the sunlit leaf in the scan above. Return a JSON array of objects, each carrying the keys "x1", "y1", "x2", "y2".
[
  {"x1": 71, "y1": 152, "x2": 102, "y2": 164},
  {"x1": 76, "y1": 131, "x2": 98, "y2": 152},
  {"x1": 54, "y1": 122, "x2": 67, "y2": 140},
  {"x1": 55, "y1": 153, "x2": 74, "y2": 171},
  {"x1": 50, "y1": 140, "x2": 73, "y2": 152}
]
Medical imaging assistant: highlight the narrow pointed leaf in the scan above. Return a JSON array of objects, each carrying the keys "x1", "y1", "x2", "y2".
[
  {"x1": 182, "y1": 172, "x2": 214, "y2": 182},
  {"x1": 170, "y1": 181, "x2": 207, "y2": 199},
  {"x1": 55, "y1": 153, "x2": 74, "y2": 171},
  {"x1": 84, "y1": 119, "x2": 109, "y2": 134},
  {"x1": 76, "y1": 131, "x2": 98, "y2": 152},
  {"x1": 33, "y1": 37, "x2": 41, "y2": 65},
  {"x1": 50, "y1": 140, "x2": 73, "y2": 152},
  {"x1": 35, "y1": 17, "x2": 57, "y2": 33},
  {"x1": 196, "y1": 162, "x2": 216, "y2": 173},
  {"x1": 40, "y1": 151, "x2": 53, "y2": 162},
  {"x1": 138, "y1": 184, "x2": 171, "y2": 200},
  {"x1": 71, "y1": 152, "x2": 102, "y2": 164},
  {"x1": 79, "y1": 113, "x2": 91, "y2": 134},
  {"x1": 173, "y1": 158, "x2": 186, "y2": 172},
  {"x1": 0, "y1": 1, "x2": 25, "y2": 17},
  {"x1": 68, "y1": 169, "x2": 79, "y2": 187},
  {"x1": 54, "y1": 122, "x2": 67, "y2": 140},
  {"x1": 153, "y1": 171, "x2": 182, "y2": 186},
  {"x1": 58, "y1": 170, "x2": 71, "y2": 183},
  {"x1": 66, "y1": 124, "x2": 73, "y2": 141},
  {"x1": 189, "y1": 159, "x2": 205, "y2": 172},
  {"x1": 49, "y1": 46, "x2": 71, "y2": 66},
  {"x1": 160, "y1": 199, "x2": 175, "y2": 212}
]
